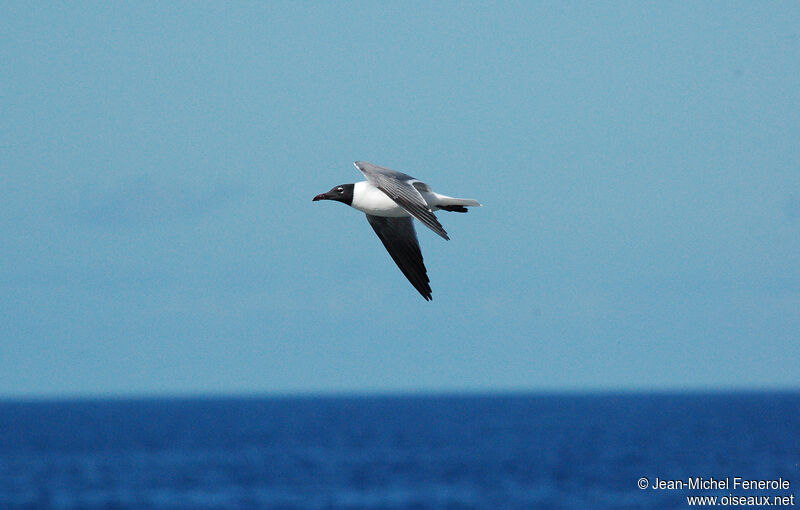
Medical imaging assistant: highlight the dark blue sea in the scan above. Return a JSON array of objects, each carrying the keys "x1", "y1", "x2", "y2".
[{"x1": 1, "y1": 392, "x2": 798, "y2": 509}]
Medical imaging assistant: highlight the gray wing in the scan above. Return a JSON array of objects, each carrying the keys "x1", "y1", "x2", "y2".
[
  {"x1": 366, "y1": 214, "x2": 432, "y2": 301},
  {"x1": 355, "y1": 161, "x2": 449, "y2": 240}
]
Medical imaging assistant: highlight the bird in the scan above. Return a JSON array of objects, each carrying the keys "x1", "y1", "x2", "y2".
[{"x1": 313, "y1": 161, "x2": 481, "y2": 300}]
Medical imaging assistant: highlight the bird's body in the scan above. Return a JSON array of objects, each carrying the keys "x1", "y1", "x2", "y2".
[
  {"x1": 313, "y1": 161, "x2": 481, "y2": 300},
  {"x1": 350, "y1": 180, "x2": 472, "y2": 218},
  {"x1": 350, "y1": 181, "x2": 410, "y2": 217}
]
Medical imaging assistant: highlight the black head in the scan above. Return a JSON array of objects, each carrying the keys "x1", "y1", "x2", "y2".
[{"x1": 312, "y1": 183, "x2": 354, "y2": 206}]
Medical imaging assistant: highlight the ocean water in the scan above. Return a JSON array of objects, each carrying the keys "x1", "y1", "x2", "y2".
[{"x1": 0, "y1": 392, "x2": 797, "y2": 509}]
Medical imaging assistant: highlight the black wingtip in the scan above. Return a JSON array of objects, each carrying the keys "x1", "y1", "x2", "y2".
[
  {"x1": 416, "y1": 284, "x2": 433, "y2": 301},
  {"x1": 438, "y1": 205, "x2": 469, "y2": 213}
]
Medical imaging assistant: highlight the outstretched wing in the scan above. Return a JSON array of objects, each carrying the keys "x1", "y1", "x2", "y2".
[
  {"x1": 355, "y1": 161, "x2": 449, "y2": 240},
  {"x1": 366, "y1": 214, "x2": 432, "y2": 301}
]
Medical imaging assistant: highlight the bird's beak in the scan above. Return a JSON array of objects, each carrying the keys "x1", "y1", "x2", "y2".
[{"x1": 312, "y1": 192, "x2": 328, "y2": 202}]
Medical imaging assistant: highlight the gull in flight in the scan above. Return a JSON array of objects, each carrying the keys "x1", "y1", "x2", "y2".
[{"x1": 313, "y1": 161, "x2": 481, "y2": 300}]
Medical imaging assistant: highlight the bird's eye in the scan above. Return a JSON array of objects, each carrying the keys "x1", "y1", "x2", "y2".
[{"x1": 337, "y1": 187, "x2": 344, "y2": 193}]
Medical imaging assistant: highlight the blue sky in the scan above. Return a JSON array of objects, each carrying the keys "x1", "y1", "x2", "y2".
[{"x1": 2, "y1": 2, "x2": 798, "y2": 398}]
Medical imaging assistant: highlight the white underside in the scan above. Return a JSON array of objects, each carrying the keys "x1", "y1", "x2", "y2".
[
  {"x1": 349, "y1": 181, "x2": 480, "y2": 218},
  {"x1": 350, "y1": 181, "x2": 413, "y2": 217}
]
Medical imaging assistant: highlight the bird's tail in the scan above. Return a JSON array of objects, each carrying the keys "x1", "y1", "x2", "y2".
[
  {"x1": 434, "y1": 194, "x2": 481, "y2": 213},
  {"x1": 435, "y1": 194, "x2": 482, "y2": 208}
]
